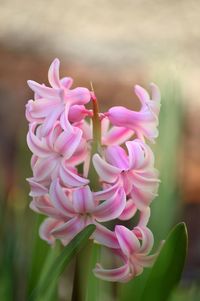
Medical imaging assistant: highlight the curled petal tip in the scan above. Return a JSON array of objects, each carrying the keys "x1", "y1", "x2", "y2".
[
  {"x1": 53, "y1": 57, "x2": 60, "y2": 64},
  {"x1": 49, "y1": 58, "x2": 60, "y2": 70},
  {"x1": 134, "y1": 84, "x2": 150, "y2": 102},
  {"x1": 150, "y1": 82, "x2": 161, "y2": 102},
  {"x1": 27, "y1": 80, "x2": 35, "y2": 88}
]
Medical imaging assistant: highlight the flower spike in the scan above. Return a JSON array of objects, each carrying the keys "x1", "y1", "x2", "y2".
[{"x1": 26, "y1": 58, "x2": 161, "y2": 283}]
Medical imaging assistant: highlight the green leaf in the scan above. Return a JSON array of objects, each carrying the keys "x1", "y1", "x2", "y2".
[
  {"x1": 140, "y1": 222, "x2": 188, "y2": 301},
  {"x1": 27, "y1": 215, "x2": 51, "y2": 295},
  {"x1": 28, "y1": 224, "x2": 96, "y2": 301},
  {"x1": 150, "y1": 80, "x2": 183, "y2": 241},
  {"x1": 35, "y1": 244, "x2": 60, "y2": 301},
  {"x1": 85, "y1": 243, "x2": 101, "y2": 301},
  {"x1": 118, "y1": 267, "x2": 151, "y2": 301}
]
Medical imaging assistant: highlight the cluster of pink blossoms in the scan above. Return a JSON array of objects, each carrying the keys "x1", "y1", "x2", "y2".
[{"x1": 26, "y1": 58, "x2": 161, "y2": 282}]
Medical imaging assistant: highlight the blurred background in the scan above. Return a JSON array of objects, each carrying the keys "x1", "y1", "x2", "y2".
[{"x1": 0, "y1": 0, "x2": 200, "y2": 300}]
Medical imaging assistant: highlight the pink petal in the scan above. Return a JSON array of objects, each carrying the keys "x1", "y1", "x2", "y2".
[
  {"x1": 27, "y1": 124, "x2": 50, "y2": 157},
  {"x1": 133, "y1": 226, "x2": 154, "y2": 254},
  {"x1": 39, "y1": 218, "x2": 63, "y2": 245},
  {"x1": 93, "y1": 184, "x2": 119, "y2": 201},
  {"x1": 72, "y1": 186, "x2": 95, "y2": 213},
  {"x1": 31, "y1": 154, "x2": 38, "y2": 169},
  {"x1": 144, "y1": 84, "x2": 161, "y2": 119},
  {"x1": 27, "y1": 80, "x2": 61, "y2": 99},
  {"x1": 54, "y1": 127, "x2": 82, "y2": 158},
  {"x1": 138, "y1": 207, "x2": 151, "y2": 227},
  {"x1": 41, "y1": 105, "x2": 63, "y2": 136},
  {"x1": 101, "y1": 117, "x2": 110, "y2": 136},
  {"x1": 136, "y1": 254, "x2": 157, "y2": 267},
  {"x1": 107, "y1": 100, "x2": 159, "y2": 142},
  {"x1": 105, "y1": 146, "x2": 129, "y2": 170},
  {"x1": 27, "y1": 178, "x2": 48, "y2": 197},
  {"x1": 93, "y1": 263, "x2": 130, "y2": 282},
  {"x1": 118, "y1": 199, "x2": 137, "y2": 221},
  {"x1": 49, "y1": 179, "x2": 75, "y2": 217},
  {"x1": 33, "y1": 156, "x2": 58, "y2": 181},
  {"x1": 103, "y1": 126, "x2": 133, "y2": 146},
  {"x1": 26, "y1": 98, "x2": 59, "y2": 119},
  {"x1": 32, "y1": 204, "x2": 62, "y2": 219},
  {"x1": 48, "y1": 58, "x2": 61, "y2": 88},
  {"x1": 60, "y1": 104, "x2": 74, "y2": 132},
  {"x1": 126, "y1": 140, "x2": 146, "y2": 170},
  {"x1": 46, "y1": 122, "x2": 63, "y2": 150},
  {"x1": 51, "y1": 216, "x2": 85, "y2": 242},
  {"x1": 150, "y1": 83, "x2": 161, "y2": 103},
  {"x1": 108, "y1": 106, "x2": 137, "y2": 129},
  {"x1": 75, "y1": 119, "x2": 92, "y2": 141},
  {"x1": 60, "y1": 77, "x2": 73, "y2": 89},
  {"x1": 59, "y1": 164, "x2": 89, "y2": 187},
  {"x1": 66, "y1": 139, "x2": 88, "y2": 166},
  {"x1": 92, "y1": 154, "x2": 121, "y2": 183},
  {"x1": 30, "y1": 197, "x2": 63, "y2": 219},
  {"x1": 136, "y1": 240, "x2": 164, "y2": 268},
  {"x1": 130, "y1": 263, "x2": 144, "y2": 277},
  {"x1": 127, "y1": 140, "x2": 155, "y2": 169},
  {"x1": 121, "y1": 172, "x2": 133, "y2": 195},
  {"x1": 130, "y1": 187, "x2": 154, "y2": 210},
  {"x1": 134, "y1": 85, "x2": 150, "y2": 106},
  {"x1": 130, "y1": 173, "x2": 159, "y2": 210},
  {"x1": 136, "y1": 119, "x2": 159, "y2": 143},
  {"x1": 25, "y1": 102, "x2": 39, "y2": 123},
  {"x1": 65, "y1": 87, "x2": 91, "y2": 105},
  {"x1": 68, "y1": 105, "x2": 92, "y2": 123},
  {"x1": 29, "y1": 199, "x2": 41, "y2": 213},
  {"x1": 92, "y1": 223, "x2": 119, "y2": 249},
  {"x1": 130, "y1": 170, "x2": 159, "y2": 188},
  {"x1": 93, "y1": 188, "x2": 126, "y2": 222},
  {"x1": 115, "y1": 225, "x2": 140, "y2": 256}
]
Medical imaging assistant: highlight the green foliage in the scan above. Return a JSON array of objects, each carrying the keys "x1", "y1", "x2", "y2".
[
  {"x1": 0, "y1": 78, "x2": 193, "y2": 301},
  {"x1": 27, "y1": 215, "x2": 52, "y2": 296},
  {"x1": 140, "y1": 223, "x2": 188, "y2": 301},
  {"x1": 118, "y1": 268, "x2": 151, "y2": 301},
  {"x1": 150, "y1": 79, "x2": 184, "y2": 241},
  {"x1": 28, "y1": 224, "x2": 95, "y2": 301},
  {"x1": 170, "y1": 286, "x2": 200, "y2": 301}
]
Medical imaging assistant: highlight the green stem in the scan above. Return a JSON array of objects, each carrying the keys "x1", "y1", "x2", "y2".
[
  {"x1": 71, "y1": 255, "x2": 83, "y2": 301},
  {"x1": 85, "y1": 243, "x2": 101, "y2": 301},
  {"x1": 71, "y1": 90, "x2": 102, "y2": 301},
  {"x1": 71, "y1": 241, "x2": 94, "y2": 301},
  {"x1": 88, "y1": 90, "x2": 102, "y2": 191},
  {"x1": 92, "y1": 94, "x2": 101, "y2": 150}
]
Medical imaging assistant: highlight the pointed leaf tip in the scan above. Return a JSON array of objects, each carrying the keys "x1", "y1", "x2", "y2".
[{"x1": 140, "y1": 222, "x2": 188, "y2": 301}]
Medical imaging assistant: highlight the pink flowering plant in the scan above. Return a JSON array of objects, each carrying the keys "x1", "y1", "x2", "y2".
[{"x1": 26, "y1": 59, "x2": 187, "y2": 301}]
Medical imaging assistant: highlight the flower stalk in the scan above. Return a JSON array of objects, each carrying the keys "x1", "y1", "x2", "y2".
[{"x1": 88, "y1": 85, "x2": 102, "y2": 190}]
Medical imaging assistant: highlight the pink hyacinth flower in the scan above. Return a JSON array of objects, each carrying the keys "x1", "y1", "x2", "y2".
[
  {"x1": 50, "y1": 181, "x2": 126, "y2": 245},
  {"x1": 27, "y1": 122, "x2": 89, "y2": 187},
  {"x1": 26, "y1": 58, "x2": 91, "y2": 135},
  {"x1": 94, "y1": 224, "x2": 158, "y2": 282},
  {"x1": 106, "y1": 83, "x2": 160, "y2": 142},
  {"x1": 31, "y1": 179, "x2": 126, "y2": 246},
  {"x1": 93, "y1": 139, "x2": 159, "y2": 210},
  {"x1": 26, "y1": 59, "x2": 162, "y2": 284}
]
